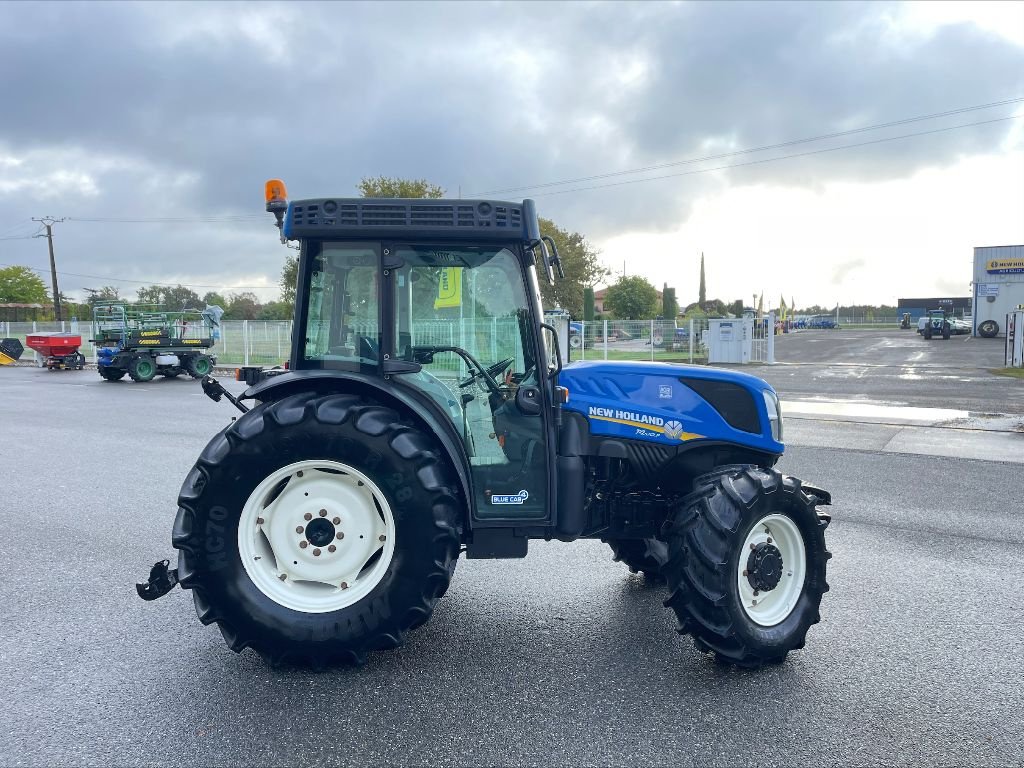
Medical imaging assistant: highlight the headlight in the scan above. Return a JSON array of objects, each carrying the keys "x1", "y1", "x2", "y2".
[{"x1": 762, "y1": 389, "x2": 783, "y2": 442}]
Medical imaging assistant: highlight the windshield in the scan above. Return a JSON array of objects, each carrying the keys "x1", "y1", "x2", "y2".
[{"x1": 393, "y1": 245, "x2": 536, "y2": 378}]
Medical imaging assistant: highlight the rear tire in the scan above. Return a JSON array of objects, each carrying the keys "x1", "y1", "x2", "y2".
[
  {"x1": 978, "y1": 320, "x2": 999, "y2": 338},
  {"x1": 185, "y1": 354, "x2": 213, "y2": 378},
  {"x1": 942, "y1": 323, "x2": 950, "y2": 340},
  {"x1": 923, "y1": 326, "x2": 932, "y2": 340},
  {"x1": 605, "y1": 538, "x2": 667, "y2": 582},
  {"x1": 171, "y1": 391, "x2": 463, "y2": 666},
  {"x1": 128, "y1": 356, "x2": 156, "y2": 382},
  {"x1": 662, "y1": 465, "x2": 831, "y2": 667}
]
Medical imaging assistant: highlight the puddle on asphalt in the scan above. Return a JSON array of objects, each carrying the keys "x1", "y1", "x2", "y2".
[
  {"x1": 783, "y1": 399, "x2": 968, "y2": 423},
  {"x1": 783, "y1": 399, "x2": 1024, "y2": 432}
]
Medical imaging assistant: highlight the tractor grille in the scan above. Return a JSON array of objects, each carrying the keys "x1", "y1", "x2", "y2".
[{"x1": 289, "y1": 199, "x2": 522, "y2": 231}]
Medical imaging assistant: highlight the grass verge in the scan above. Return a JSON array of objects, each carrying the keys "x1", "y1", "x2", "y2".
[{"x1": 991, "y1": 367, "x2": 1024, "y2": 379}]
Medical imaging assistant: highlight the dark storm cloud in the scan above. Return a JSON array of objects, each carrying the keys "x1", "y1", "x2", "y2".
[{"x1": 0, "y1": 1, "x2": 1021, "y2": 295}]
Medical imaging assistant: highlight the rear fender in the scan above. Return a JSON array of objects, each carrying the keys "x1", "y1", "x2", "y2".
[{"x1": 242, "y1": 370, "x2": 474, "y2": 527}]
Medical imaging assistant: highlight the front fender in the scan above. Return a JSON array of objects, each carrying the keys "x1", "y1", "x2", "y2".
[{"x1": 243, "y1": 370, "x2": 474, "y2": 527}]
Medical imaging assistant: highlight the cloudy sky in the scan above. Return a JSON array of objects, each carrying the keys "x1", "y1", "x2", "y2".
[{"x1": 1, "y1": 0, "x2": 1022, "y2": 309}]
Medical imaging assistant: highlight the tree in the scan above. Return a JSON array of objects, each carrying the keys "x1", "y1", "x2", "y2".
[
  {"x1": 583, "y1": 287, "x2": 595, "y2": 322},
  {"x1": 357, "y1": 176, "x2": 445, "y2": 198},
  {"x1": 202, "y1": 291, "x2": 227, "y2": 308},
  {"x1": 136, "y1": 285, "x2": 163, "y2": 305},
  {"x1": 135, "y1": 284, "x2": 201, "y2": 309},
  {"x1": 163, "y1": 285, "x2": 202, "y2": 310},
  {"x1": 537, "y1": 217, "x2": 608, "y2": 317},
  {"x1": 603, "y1": 275, "x2": 659, "y2": 320},
  {"x1": 729, "y1": 299, "x2": 744, "y2": 317},
  {"x1": 662, "y1": 284, "x2": 678, "y2": 320},
  {"x1": 698, "y1": 252, "x2": 706, "y2": 310},
  {"x1": 224, "y1": 291, "x2": 261, "y2": 320},
  {"x1": 0, "y1": 265, "x2": 48, "y2": 304},
  {"x1": 280, "y1": 255, "x2": 298, "y2": 306},
  {"x1": 257, "y1": 301, "x2": 292, "y2": 321},
  {"x1": 83, "y1": 286, "x2": 121, "y2": 306}
]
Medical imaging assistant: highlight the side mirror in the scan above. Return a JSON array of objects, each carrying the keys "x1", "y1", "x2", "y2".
[{"x1": 411, "y1": 346, "x2": 436, "y2": 364}]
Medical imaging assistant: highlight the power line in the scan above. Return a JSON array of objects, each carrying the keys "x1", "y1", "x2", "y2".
[
  {"x1": 527, "y1": 114, "x2": 1023, "y2": 197},
  {"x1": 0, "y1": 262, "x2": 277, "y2": 292},
  {"x1": 470, "y1": 96, "x2": 1024, "y2": 196},
  {"x1": 66, "y1": 215, "x2": 263, "y2": 224}
]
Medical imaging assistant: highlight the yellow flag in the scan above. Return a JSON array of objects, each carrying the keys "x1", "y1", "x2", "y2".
[
  {"x1": 434, "y1": 267, "x2": 463, "y2": 309},
  {"x1": 779, "y1": 294, "x2": 787, "y2": 320}
]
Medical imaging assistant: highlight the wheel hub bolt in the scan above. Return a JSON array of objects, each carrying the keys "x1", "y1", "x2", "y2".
[
  {"x1": 304, "y1": 513, "x2": 313, "y2": 521},
  {"x1": 256, "y1": 517, "x2": 265, "y2": 525},
  {"x1": 295, "y1": 526, "x2": 304, "y2": 534},
  {"x1": 336, "y1": 532, "x2": 345, "y2": 540},
  {"x1": 319, "y1": 509, "x2": 327, "y2": 517},
  {"x1": 340, "y1": 582, "x2": 348, "y2": 589},
  {"x1": 313, "y1": 549, "x2": 321, "y2": 557},
  {"x1": 750, "y1": 543, "x2": 756, "y2": 551},
  {"x1": 328, "y1": 545, "x2": 337, "y2": 553},
  {"x1": 279, "y1": 574, "x2": 287, "y2": 581},
  {"x1": 379, "y1": 535, "x2": 386, "y2": 542},
  {"x1": 767, "y1": 537, "x2": 773, "y2": 544},
  {"x1": 753, "y1": 590, "x2": 760, "y2": 596},
  {"x1": 296, "y1": 471, "x2": 304, "y2": 477},
  {"x1": 333, "y1": 517, "x2": 341, "y2": 524},
  {"x1": 299, "y1": 541, "x2": 308, "y2": 549}
]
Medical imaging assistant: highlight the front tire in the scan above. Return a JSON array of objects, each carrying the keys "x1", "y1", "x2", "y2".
[
  {"x1": 662, "y1": 465, "x2": 831, "y2": 667},
  {"x1": 99, "y1": 367, "x2": 126, "y2": 381},
  {"x1": 171, "y1": 392, "x2": 463, "y2": 666}
]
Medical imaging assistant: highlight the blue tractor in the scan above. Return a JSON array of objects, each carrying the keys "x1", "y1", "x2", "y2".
[{"x1": 139, "y1": 181, "x2": 832, "y2": 669}]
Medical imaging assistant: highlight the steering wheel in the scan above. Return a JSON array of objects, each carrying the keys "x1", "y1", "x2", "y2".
[{"x1": 459, "y1": 357, "x2": 514, "y2": 389}]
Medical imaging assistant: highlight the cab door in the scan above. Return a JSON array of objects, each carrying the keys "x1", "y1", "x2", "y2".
[{"x1": 387, "y1": 243, "x2": 552, "y2": 522}]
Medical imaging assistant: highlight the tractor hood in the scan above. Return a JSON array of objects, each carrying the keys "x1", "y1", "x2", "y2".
[{"x1": 558, "y1": 360, "x2": 783, "y2": 455}]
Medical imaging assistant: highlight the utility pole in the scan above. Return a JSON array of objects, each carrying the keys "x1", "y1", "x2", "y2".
[{"x1": 32, "y1": 216, "x2": 65, "y2": 322}]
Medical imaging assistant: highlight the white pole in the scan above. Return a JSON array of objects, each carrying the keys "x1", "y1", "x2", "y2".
[
  {"x1": 277, "y1": 323, "x2": 282, "y2": 359},
  {"x1": 243, "y1": 320, "x2": 250, "y2": 366},
  {"x1": 603, "y1": 319, "x2": 609, "y2": 360},
  {"x1": 767, "y1": 311, "x2": 776, "y2": 364},
  {"x1": 689, "y1": 318, "x2": 694, "y2": 364},
  {"x1": 650, "y1": 319, "x2": 655, "y2": 361}
]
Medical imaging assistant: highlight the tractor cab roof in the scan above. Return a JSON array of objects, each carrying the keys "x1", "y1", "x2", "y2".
[{"x1": 283, "y1": 197, "x2": 539, "y2": 244}]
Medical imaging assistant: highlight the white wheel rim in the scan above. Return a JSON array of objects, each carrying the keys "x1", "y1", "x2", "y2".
[
  {"x1": 238, "y1": 460, "x2": 396, "y2": 613},
  {"x1": 737, "y1": 513, "x2": 806, "y2": 627}
]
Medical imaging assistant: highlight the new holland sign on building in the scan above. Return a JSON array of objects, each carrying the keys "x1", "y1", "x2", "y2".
[{"x1": 973, "y1": 245, "x2": 1024, "y2": 338}]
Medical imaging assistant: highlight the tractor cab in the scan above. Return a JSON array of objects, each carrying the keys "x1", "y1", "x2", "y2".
[{"x1": 260, "y1": 181, "x2": 566, "y2": 531}]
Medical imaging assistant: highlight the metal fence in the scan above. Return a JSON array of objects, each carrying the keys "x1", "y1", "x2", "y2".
[
  {"x1": 0, "y1": 320, "x2": 294, "y2": 367},
  {"x1": 568, "y1": 319, "x2": 711, "y2": 364}
]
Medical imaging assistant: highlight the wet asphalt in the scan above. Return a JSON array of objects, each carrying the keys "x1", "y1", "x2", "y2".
[{"x1": 0, "y1": 340, "x2": 1022, "y2": 766}]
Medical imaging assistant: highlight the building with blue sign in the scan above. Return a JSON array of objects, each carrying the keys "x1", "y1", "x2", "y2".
[{"x1": 973, "y1": 245, "x2": 1024, "y2": 338}]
